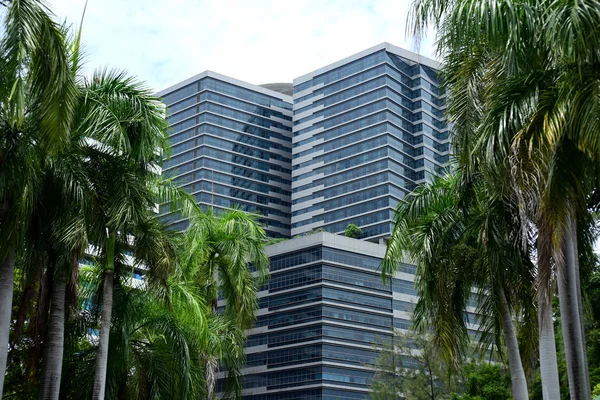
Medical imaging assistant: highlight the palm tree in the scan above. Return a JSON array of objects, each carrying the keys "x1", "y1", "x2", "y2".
[
  {"x1": 35, "y1": 141, "x2": 93, "y2": 399},
  {"x1": 381, "y1": 172, "x2": 536, "y2": 400},
  {"x1": 408, "y1": 1, "x2": 600, "y2": 397},
  {"x1": 180, "y1": 208, "x2": 269, "y2": 397},
  {"x1": 0, "y1": 1, "x2": 77, "y2": 396},
  {"x1": 60, "y1": 255, "x2": 209, "y2": 399},
  {"x1": 69, "y1": 70, "x2": 171, "y2": 400},
  {"x1": 57, "y1": 210, "x2": 255, "y2": 399},
  {"x1": 36, "y1": 23, "x2": 94, "y2": 399}
]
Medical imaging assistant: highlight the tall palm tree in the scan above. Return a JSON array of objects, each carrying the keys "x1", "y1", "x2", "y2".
[
  {"x1": 36, "y1": 147, "x2": 91, "y2": 400},
  {"x1": 381, "y1": 172, "x2": 536, "y2": 400},
  {"x1": 57, "y1": 210, "x2": 255, "y2": 399},
  {"x1": 71, "y1": 70, "x2": 171, "y2": 400},
  {"x1": 0, "y1": 1, "x2": 77, "y2": 397},
  {"x1": 180, "y1": 208, "x2": 269, "y2": 397},
  {"x1": 181, "y1": 208, "x2": 269, "y2": 328},
  {"x1": 408, "y1": 1, "x2": 600, "y2": 397},
  {"x1": 60, "y1": 254, "x2": 209, "y2": 399}
]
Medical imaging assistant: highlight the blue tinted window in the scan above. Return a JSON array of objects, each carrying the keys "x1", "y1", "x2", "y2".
[
  {"x1": 177, "y1": 169, "x2": 290, "y2": 197},
  {"x1": 268, "y1": 287, "x2": 391, "y2": 310},
  {"x1": 202, "y1": 77, "x2": 292, "y2": 110},
  {"x1": 392, "y1": 278, "x2": 418, "y2": 296},
  {"x1": 269, "y1": 264, "x2": 391, "y2": 293},
  {"x1": 319, "y1": 210, "x2": 394, "y2": 233},
  {"x1": 294, "y1": 50, "x2": 386, "y2": 93},
  {"x1": 201, "y1": 90, "x2": 291, "y2": 121},
  {"x1": 161, "y1": 81, "x2": 199, "y2": 105}
]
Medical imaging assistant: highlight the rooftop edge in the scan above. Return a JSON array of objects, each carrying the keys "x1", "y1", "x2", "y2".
[
  {"x1": 292, "y1": 42, "x2": 442, "y2": 87},
  {"x1": 155, "y1": 70, "x2": 293, "y2": 103}
]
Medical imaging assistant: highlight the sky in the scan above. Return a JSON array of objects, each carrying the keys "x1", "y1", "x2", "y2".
[{"x1": 47, "y1": 0, "x2": 437, "y2": 93}]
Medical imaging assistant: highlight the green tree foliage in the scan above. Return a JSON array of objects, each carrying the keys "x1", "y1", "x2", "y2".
[
  {"x1": 530, "y1": 263, "x2": 600, "y2": 400},
  {"x1": 6, "y1": 208, "x2": 267, "y2": 400},
  {"x1": 371, "y1": 329, "x2": 459, "y2": 400},
  {"x1": 585, "y1": 266, "x2": 600, "y2": 390},
  {"x1": 593, "y1": 383, "x2": 600, "y2": 399},
  {"x1": 344, "y1": 224, "x2": 362, "y2": 239},
  {"x1": 0, "y1": 1, "x2": 78, "y2": 397},
  {"x1": 451, "y1": 363, "x2": 512, "y2": 400},
  {"x1": 0, "y1": 1, "x2": 268, "y2": 398},
  {"x1": 371, "y1": 329, "x2": 516, "y2": 400},
  {"x1": 178, "y1": 207, "x2": 269, "y2": 397},
  {"x1": 405, "y1": 1, "x2": 600, "y2": 398},
  {"x1": 380, "y1": 171, "x2": 535, "y2": 399}
]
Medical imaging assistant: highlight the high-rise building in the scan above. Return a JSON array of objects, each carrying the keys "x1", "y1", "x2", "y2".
[
  {"x1": 220, "y1": 232, "x2": 479, "y2": 399},
  {"x1": 156, "y1": 43, "x2": 454, "y2": 399},
  {"x1": 157, "y1": 71, "x2": 293, "y2": 238},
  {"x1": 222, "y1": 232, "x2": 411, "y2": 399},
  {"x1": 291, "y1": 43, "x2": 450, "y2": 241}
]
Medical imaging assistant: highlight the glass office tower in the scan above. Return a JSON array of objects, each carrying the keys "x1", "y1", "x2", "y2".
[
  {"x1": 221, "y1": 232, "x2": 398, "y2": 399},
  {"x1": 157, "y1": 71, "x2": 293, "y2": 238},
  {"x1": 156, "y1": 44, "x2": 455, "y2": 399},
  {"x1": 219, "y1": 232, "x2": 479, "y2": 399},
  {"x1": 291, "y1": 43, "x2": 450, "y2": 241}
]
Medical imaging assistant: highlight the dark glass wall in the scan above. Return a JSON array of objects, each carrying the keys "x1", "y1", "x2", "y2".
[{"x1": 159, "y1": 75, "x2": 293, "y2": 238}]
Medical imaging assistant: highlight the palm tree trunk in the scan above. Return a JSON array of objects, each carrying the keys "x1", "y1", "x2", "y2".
[
  {"x1": 570, "y1": 216, "x2": 591, "y2": 395},
  {"x1": 557, "y1": 212, "x2": 591, "y2": 400},
  {"x1": 93, "y1": 232, "x2": 116, "y2": 400},
  {"x1": 0, "y1": 249, "x2": 16, "y2": 399},
  {"x1": 205, "y1": 356, "x2": 218, "y2": 399},
  {"x1": 538, "y1": 298, "x2": 561, "y2": 400},
  {"x1": 499, "y1": 288, "x2": 528, "y2": 400},
  {"x1": 39, "y1": 270, "x2": 67, "y2": 400}
]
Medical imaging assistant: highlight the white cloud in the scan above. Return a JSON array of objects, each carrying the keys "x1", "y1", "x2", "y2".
[{"x1": 48, "y1": 0, "x2": 437, "y2": 91}]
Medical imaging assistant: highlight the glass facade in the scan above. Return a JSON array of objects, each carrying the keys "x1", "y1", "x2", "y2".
[
  {"x1": 291, "y1": 46, "x2": 449, "y2": 240},
  {"x1": 156, "y1": 44, "x2": 455, "y2": 399},
  {"x1": 219, "y1": 234, "x2": 424, "y2": 399},
  {"x1": 158, "y1": 72, "x2": 293, "y2": 238},
  {"x1": 158, "y1": 45, "x2": 449, "y2": 241}
]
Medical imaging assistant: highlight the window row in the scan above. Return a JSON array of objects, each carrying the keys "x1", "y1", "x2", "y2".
[
  {"x1": 178, "y1": 169, "x2": 290, "y2": 197},
  {"x1": 294, "y1": 61, "x2": 444, "y2": 115},
  {"x1": 269, "y1": 264, "x2": 392, "y2": 293},
  {"x1": 266, "y1": 343, "x2": 378, "y2": 367},
  {"x1": 170, "y1": 113, "x2": 291, "y2": 144},
  {"x1": 186, "y1": 181, "x2": 290, "y2": 208},
  {"x1": 296, "y1": 75, "x2": 443, "y2": 128},
  {"x1": 162, "y1": 77, "x2": 292, "y2": 111},
  {"x1": 292, "y1": 197, "x2": 395, "y2": 228},
  {"x1": 242, "y1": 388, "x2": 369, "y2": 400},
  {"x1": 293, "y1": 171, "x2": 408, "y2": 207},
  {"x1": 164, "y1": 146, "x2": 290, "y2": 175},
  {"x1": 319, "y1": 210, "x2": 395, "y2": 233},
  {"x1": 171, "y1": 159, "x2": 290, "y2": 186},
  {"x1": 267, "y1": 305, "x2": 392, "y2": 329},
  {"x1": 265, "y1": 323, "x2": 391, "y2": 348},
  {"x1": 268, "y1": 286, "x2": 391, "y2": 311},
  {"x1": 193, "y1": 193, "x2": 291, "y2": 223},
  {"x1": 292, "y1": 184, "x2": 401, "y2": 219},
  {"x1": 294, "y1": 50, "x2": 386, "y2": 93},
  {"x1": 294, "y1": 146, "x2": 413, "y2": 182}
]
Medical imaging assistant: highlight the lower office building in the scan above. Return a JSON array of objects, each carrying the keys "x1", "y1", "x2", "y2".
[
  {"x1": 216, "y1": 233, "x2": 418, "y2": 399},
  {"x1": 218, "y1": 233, "x2": 479, "y2": 399}
]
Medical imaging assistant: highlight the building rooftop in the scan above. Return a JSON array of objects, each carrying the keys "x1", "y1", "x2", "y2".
[
  {"x1": 155, "y1": 70, "x2": 293, "y2": 102},
  {"x1": 292, "y1": 42, "x2": 442, "y2": 86},
  {"x1": 259, "y1": 82, "x2": 293, "y2": 96}
]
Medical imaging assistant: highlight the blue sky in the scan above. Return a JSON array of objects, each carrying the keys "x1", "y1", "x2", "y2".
[{"x1": 48, "y1": 0, "x2": 437, "y2": 92}]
